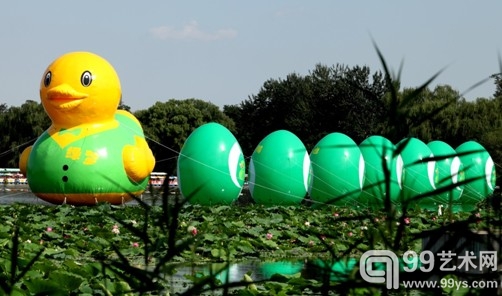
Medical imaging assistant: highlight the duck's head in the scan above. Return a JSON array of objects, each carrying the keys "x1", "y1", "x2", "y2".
[{"x1": 40, "y1": 51, "x2": 121, "y2": 128}]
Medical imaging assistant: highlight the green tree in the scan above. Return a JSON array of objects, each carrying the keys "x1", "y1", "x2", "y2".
[
  {"x1": 117, "y1": 97, "x2": 131, "y2": 112},
  {"x1": 0, "y1": 101, "x2": 50, "y2": 168},
  {"x1": 401, "y1": 85, "x2": 463, "y2": 146},
  {"x1": 229, "y1": 72, "x2": 315, "y2": 156},
  {"x1": 309, "y1": 64, "x2": 387, "y2": 144},
  {"x1": 224, "y1": 63, "x2": 388, "y2": 155},
  {"x1": 457, "y1": 97, "x2": 502, "y2": 165},
  {"x1": 491, "y1": 73, "x2": 502, "y2": 98},
  {"x1": 135, "y1": 99, "x2": 236, "y2": 174}
]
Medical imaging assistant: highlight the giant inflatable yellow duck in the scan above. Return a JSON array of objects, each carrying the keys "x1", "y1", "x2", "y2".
[{"x1": 19, "y1": 51, "x2": 155, "y2": 205}]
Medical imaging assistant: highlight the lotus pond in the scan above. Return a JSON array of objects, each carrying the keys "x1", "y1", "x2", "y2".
[{"x1": 0, "y1": 191, "x2": 500, "y2": 295}]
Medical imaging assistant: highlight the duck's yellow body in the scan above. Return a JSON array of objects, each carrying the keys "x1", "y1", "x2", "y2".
[{"x1": 19, "y1": 52, "x2": 155, "y2": 205}]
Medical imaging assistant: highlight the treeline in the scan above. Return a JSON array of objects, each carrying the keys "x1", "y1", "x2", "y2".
[{"x1": 1, "y1": 63, "x2": 502, "y2": 180}]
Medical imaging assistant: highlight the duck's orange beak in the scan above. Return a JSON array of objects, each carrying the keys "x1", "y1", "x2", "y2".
[{"x1": 46, "y1": 84, "x2": 88, "y2": 109}]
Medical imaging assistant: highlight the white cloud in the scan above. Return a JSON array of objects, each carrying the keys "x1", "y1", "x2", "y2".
[{"x1": 150, "y1": 21, "x2": 237, "y2": 41}]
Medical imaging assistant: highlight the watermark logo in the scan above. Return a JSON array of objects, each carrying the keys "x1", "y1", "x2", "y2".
[
  {"x1": 360, "y1": 250, "x2": 400, "y2": 289},
  {"x1": 360, "y1": 249, "x2": 498, "y2": 289}
]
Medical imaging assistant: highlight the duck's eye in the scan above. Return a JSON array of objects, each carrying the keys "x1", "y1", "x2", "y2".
[
  {"x1": 81, "y1": 71, "x2": 92, "y2": 87},
  {"x1": 44, "y1": 71, "x2": 51, "y2": 87}
]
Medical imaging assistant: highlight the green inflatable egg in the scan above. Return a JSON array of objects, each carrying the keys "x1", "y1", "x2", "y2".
[
  {"x1": 249, "y1": 130, "x2": 310, "y2": 206},
  {"x1": 309, "y1": 132, "x2": 364, "y2": 207},
  {"x1": 177, "y1": 123, "x2": 246, "y2": 205},
  {"x1": 359, "y1": 135, "x2": 403, "y2": 209},
  {"x1": 455, "y1": 141, "x2": 496, "y2": 211},
  {"x1": 426, "y1": 141, "x2": 463, "y2": 212},
  {"x1": 396, "y1": 138, "x2": 437, "y2": 207}
]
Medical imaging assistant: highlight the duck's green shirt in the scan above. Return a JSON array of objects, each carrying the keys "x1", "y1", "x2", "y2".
[{"x1": 27, "y1": 112, "x2": 149, "y2": 195}]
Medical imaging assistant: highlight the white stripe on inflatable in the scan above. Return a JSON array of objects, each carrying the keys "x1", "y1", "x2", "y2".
[
  {"x1": 228, "y1": 142, "x2": 242, "y2": 188},
  {"x1": 485, "y1": 157, "x2": 494, "y2": 191},
  {"x1": 359, "y1": 154, "x2": 365, "y2": 190},
  {"x1": 302, "y1": 152, "x2": 311, "y2": 192},
  {"x1": 396, "y1": 155, "x2": 404, "y2": 190}
]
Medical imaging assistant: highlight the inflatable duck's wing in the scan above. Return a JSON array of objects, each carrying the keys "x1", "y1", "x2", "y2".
[
  {"x1": 116, "y1": 110, "x2": 156, "y2": 182},
  {"x1": 19, "y1": 146, "x2": 32, "y2": 176}
]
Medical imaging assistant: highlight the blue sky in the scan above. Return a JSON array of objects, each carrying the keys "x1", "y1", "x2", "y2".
[{"x1": 1, "y1": 1, "x2": 502, "y2": 111}]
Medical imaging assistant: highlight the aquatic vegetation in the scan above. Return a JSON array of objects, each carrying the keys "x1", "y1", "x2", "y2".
[{"x1": 0, "y1": 195, "x2": 498, "y2": 295}]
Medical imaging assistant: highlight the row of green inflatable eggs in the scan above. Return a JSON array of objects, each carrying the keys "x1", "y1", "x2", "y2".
[{"x1": 177, "y1": 122, "x2": 496, "y2": 211}]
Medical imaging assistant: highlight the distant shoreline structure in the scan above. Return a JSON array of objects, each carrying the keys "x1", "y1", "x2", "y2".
[
  {"x1": 1, "y1": 168, "x2": 177, "y2": 190},
  {"x1": 1, "y1": 168, "x2": 28, "y2": 185}
]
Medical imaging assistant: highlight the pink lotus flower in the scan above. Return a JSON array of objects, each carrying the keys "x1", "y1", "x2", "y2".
[
  {"x1": 187, "y1": 226, "x2": 198, "y2": 236},
  {"x1": 404, "y1": 217, "x2": 410, "y2": 225},
  {"x1": 266, "y1": 233, "x2": 273, "y2": 240},
  {"x1": 132, "y1": 242, "x2": 139, "y2": 248},
  {"x1": 333, "y1": 212, "x2": 339, "y2": 217},
  {"x1": 46, "y1": 227, "x2": 52, "y2": 232},
  {"x1": 348, "y1": 232, "x2": 353, "y2": 237}
]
